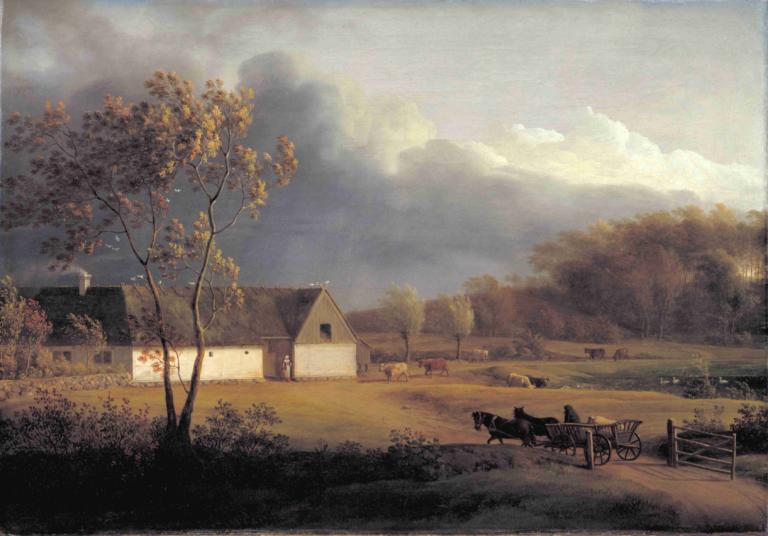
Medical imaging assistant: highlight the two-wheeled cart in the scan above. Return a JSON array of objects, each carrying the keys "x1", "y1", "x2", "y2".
[{"x1": 545, "y1": 419, "x2": 642, "y2": 466}]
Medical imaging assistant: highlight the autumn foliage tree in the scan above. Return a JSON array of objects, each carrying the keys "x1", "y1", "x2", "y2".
[
  {"x1": 1, "y1": 91, "x2": 181, "y2": 431},
  {"x1": 63, "y1": 313, "x2": 108, "y2": 366},
  {"x1": 530, "y1": 205, "x2": 765, "y2": 342},
  {"x1": 379, "y1": 284, "x2": 425, "y2": 361},
  {"x1": 0, "y1": 276, "x2": 52, "y2": 378},
  {"x1": 144, "y1": 72, "x2": 298, "y2": 441},
  {"x1": 1, "y1": 71, "x2": 298, "y2": 443}
]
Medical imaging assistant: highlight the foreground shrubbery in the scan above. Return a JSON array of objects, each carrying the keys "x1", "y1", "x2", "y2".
[
  {"x1": 0, "y1": 390, "x2": 705, "y2": 532},
  {"x1": 684, "y1": 403, "x2": 768, "y2": 454},
  {"x1": 731, "y1": 404, "x2": 768, "y2": 453},
  {"x1": 0, "y1": 390, "x2": 449, "y2": 531}
]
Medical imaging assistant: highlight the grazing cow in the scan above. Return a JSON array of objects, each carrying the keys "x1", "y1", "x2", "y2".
[
  {"x1": 528, "y1": 375, "x2": 550, "y2": 388},
  {"x1": 379, "y1": 362, "x2": 409, "y2": 383},
  {"x1": 506, "y1": 373, "x2": 534, "y2": 388},
  {"x1": 612, "y1": 348, "x2": 629, "y2": 361},
  {"x1": 417, "y1": 358, "x2": 449, "y2": 376},
  {"x1": 564, "y1": 404, "x2": 581, "y2": 423},
  {"x1": 584, "y1": 347, "x2": 606, "y2": 360},
  {"x1": 513, "y1": 407, "x2": 559, "y2": 440},
  {"x1": 472, "y1": 411, "x2": 535, "y2": 446}
]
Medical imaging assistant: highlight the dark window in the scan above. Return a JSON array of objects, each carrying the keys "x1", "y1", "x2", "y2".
[
  {"x1": 209, "y1": 351, "x2": 214, "y2": 357},
  {"x1": 244, "y1": 350, "x2": 249, "y2": 355},
  {"x1": 94, "y1": 351, "x2": 112, "y2": 364},
  {"x1": 53, "y1": 351, "x2": 62, "y2": 360},
  {"x1": 320, "y1": 323, "x2": 332, "y2": 340},
  {"x1": 63, "y1": 351, "x2": 72, "y2": 362}
]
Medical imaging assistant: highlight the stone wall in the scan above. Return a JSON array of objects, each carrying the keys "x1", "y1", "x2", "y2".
[{"x1": 0, "y1": 373, "x2": 132, "y2": 402}]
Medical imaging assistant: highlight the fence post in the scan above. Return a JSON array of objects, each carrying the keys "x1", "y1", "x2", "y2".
[
  {"x1": 667, "y1": 419, "x2": 677, "y2": 467},
  {"x1": 731, "y1": 432, "x2": 737, "y2": 480},
  {"x1": 585, "y1": 429, "x2": 594, "y2": 470}
]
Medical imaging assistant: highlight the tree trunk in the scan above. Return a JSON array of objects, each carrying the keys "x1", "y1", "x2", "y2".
[
  {"x1": 145, "y1": 269, "x2": 177, "y2": 433},
  {"x1": 177, "y1": 204, "x2": 218, "y2": 444},
  {"x1": 177, "y1": 292, "x2": 206, "y2": 443},
  {"x1": 657, "y1": 311, "x2": 665, "y2": 339},
  {"x1": 456, "y1": 335, "x2": 462, "y2": 360},
  {"x1": 23, "y1": 346, "x2": 31, "y2": 376},
  {"x1": 403, "y1": 332, "x2": 410, "y2": 362}
]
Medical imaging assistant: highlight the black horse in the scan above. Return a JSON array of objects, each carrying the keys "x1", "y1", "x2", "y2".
[
  {"x1": 513, "y1": 406, "x2": 559, "y2": 441},
  {"x1": 472, "y1": 411, "x2": 534, "y2": 446}
]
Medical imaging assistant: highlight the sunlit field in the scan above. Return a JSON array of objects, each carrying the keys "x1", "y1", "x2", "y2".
[{"x1": 2, "y1": 334, "x2": 763, "y2": 450}]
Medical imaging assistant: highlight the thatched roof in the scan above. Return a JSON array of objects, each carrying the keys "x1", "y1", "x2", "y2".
[
  {"x1": 22, "y1": 285, "x2": 325, "y2": 346},
  {"x1": 19, "y1": 286, "x2": 131, "y2": 345}
]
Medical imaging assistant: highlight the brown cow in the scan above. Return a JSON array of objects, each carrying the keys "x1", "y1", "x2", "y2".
[
  {"x1": 584, "y1": 347, "x2": 606, "y2": 360},
  {"x1": 612, "y1": 348, "x2": 629, "y2": 361},
  {"x1": 417, "y1": 358, "x2": 449, "y2": 376}
]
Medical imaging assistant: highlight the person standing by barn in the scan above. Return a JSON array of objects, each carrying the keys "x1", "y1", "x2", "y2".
[{"x1": 282, "y1": 354, "x2": 292, "y2": 382}]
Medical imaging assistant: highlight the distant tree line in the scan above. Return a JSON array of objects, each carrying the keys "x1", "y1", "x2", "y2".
[
  {"x1": 350, "y1": 205, "x2": 765, "y2": 346},
  {"x1": 529, "y1": 205, "x2": 764, "y2": 344}
]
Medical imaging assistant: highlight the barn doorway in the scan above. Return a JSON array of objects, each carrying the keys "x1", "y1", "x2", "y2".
[{"x1": 264, "y1": 339, "x2": 293, "y2": 379}]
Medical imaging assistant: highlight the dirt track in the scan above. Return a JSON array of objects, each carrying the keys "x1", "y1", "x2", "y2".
[{"x1": 603, "y1": 455, "x2": 766, "y2": 530}]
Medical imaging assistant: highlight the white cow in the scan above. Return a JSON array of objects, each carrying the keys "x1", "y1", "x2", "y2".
[
  {"x1": 506, "y1": 373, "x2": 534, "y2": 388},
  {"x1": 379, "y1": 362, "x2": 409, "y2": 383}
]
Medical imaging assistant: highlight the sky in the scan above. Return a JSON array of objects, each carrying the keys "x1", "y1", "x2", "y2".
[{"x1": 1, "y1": 0, "x2": 765, "y2": 308}]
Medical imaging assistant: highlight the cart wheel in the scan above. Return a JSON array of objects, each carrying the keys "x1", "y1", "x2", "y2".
[
  {"x1": 551, "y1": 434, "x2": 576, "y2": 456},
  {"x1": 616, "y1": 433, "x2": 642, "y2": 461},
  {"x1": 587, "y1": 433, "x2": 612, "y2": 466}
]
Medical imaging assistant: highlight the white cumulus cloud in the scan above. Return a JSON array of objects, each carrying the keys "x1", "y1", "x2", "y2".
[{"x1": 479, "y1": 107, "x2": 762, "y2": 209}]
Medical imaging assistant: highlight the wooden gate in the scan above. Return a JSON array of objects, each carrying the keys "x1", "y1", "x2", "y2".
[{"x1": 667, "y1": 419, "x2": 736, "y2": 480}]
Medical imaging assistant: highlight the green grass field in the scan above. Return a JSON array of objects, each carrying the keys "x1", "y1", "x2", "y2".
[{"x1": 366, "y1": 332, "x2": 765, "y2": 392}]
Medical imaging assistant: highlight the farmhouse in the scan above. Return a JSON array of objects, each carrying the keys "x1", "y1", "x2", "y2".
[{"x1": 21, "y1": 273, "x2": 367, "y2": 382}]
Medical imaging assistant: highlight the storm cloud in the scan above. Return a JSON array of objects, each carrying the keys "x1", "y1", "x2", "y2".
[{"x1": 1, "y1": 2, "x2": 763, "y2": 308}]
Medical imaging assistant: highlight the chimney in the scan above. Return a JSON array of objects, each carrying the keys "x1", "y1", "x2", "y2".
[{"x1": 78, "y1": 271, "x2": 91, "y2": 296}]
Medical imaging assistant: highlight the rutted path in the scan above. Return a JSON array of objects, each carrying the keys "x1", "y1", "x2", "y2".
[{"x1": 601, "y1": 455, "x2": 766, "y2": 530}]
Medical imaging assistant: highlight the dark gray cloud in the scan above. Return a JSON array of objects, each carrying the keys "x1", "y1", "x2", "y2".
[{"x1": 1, "y1": 48, "x2": 703, "y2": 309}]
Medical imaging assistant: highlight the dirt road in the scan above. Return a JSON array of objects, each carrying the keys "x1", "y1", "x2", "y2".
[{"x1": 603, "y1": 455, "x2": 766, "y2": 530}]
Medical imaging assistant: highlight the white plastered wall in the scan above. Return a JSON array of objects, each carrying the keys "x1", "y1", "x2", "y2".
[
  {"x1": 131, "y1": 345, "x2": 263, "y2": 383},
  {"x1": 47, "y1": 345, "x2": 133, "y2": 369},
  {"x1": 293, "y1": 343, "x2": 356, "y2": 378}
]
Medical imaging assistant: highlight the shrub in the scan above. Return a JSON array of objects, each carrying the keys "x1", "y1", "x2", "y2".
[
  {"x1": 0, "y1": 388, "x2": 156, "y2": 456},
  {"x1": 733, "y1": 331, "x2": 754, "y2": 347},
  {"x1": 563, "y1": 315, "x2": 590, "y2": 341},
  {"x1": 680, "y1": 356, "x2": 717, "y2": 398},
  {"x1": 721, "y1": 380, "x2": 759, "y2": 400},
  {"x1": 193, "y1": 399, "x2": 289, "y2": 458},
  {"x1": 489, "y1": 345, "x2": 514, "y2": 359},
  {"x1": 731, "y1": 404, "x2": 768, "y2": 453},
  {"x1": 588, "y1": 316, "x2": 622, "y2": 343},
  {"x1": 527, "y1": 304, "x2": 565, "y2": 339},
  {"x1": 681, "y1": 378, "x2": 717, "y2": 398},
  {"x1": 683, "y1": 405, "x2": 725, "y2": 433},
  {"x1": 387, "y1": 427, "x2": 442, "y2": 481}
]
